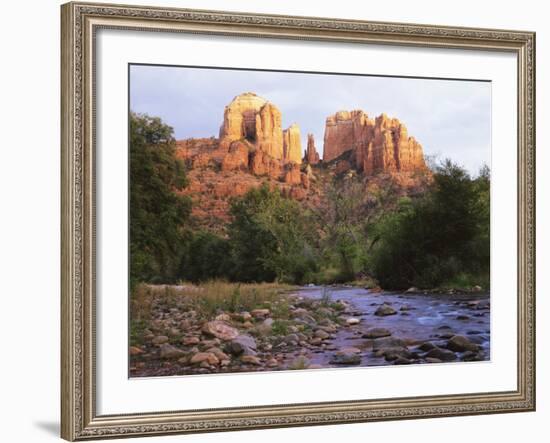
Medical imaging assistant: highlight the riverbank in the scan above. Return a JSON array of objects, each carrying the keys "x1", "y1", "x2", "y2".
[{"x1": 129, "y1": 284, "x2": 490, "y2": 377}]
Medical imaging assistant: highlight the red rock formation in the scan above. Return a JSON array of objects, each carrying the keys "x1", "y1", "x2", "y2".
[
  {"x1": 300, "y1": 172, "x2": 310, "y2": 189},
  {"x1": 283, "y1": 123, "x2": 302, "y2": 164},
  {"x1": 360, "y1": 114, "x2": 425, "y2": 175},
  {"x1": 256, "y1": 102, "x2": 284, "y2": 159},
  {"x1": 323, "y1": 110, "x2": 426, "y2": 175},
  {"x1": 304, "y1": 133, "x2": 320, "y2": 164},
  {"x1": 221, "y1": 141, "x2": 249, "y2": 171},
  {"x1": 218, "y1": 92, "x2": 285, "y2": 160},
  {"x1": 323, "y1": 110, "x2": 373, "y2": 162},
  {"x1": 250, "y1": 149, "x2": 283, "y2": 179},
  {"x1": 284, "y1": 163, "x2": 302, "y2": 185}
]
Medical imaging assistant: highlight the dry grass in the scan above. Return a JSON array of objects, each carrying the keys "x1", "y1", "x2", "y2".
[
  {"x1": 131, "y1": 280, "x2": 296, "y2": 320},
  {"x1": 130, "y1": 283, "x2": 154, "y2": 322},
  {"x1": 177, "y1": 280, "x2": 295, "y2": 318}
]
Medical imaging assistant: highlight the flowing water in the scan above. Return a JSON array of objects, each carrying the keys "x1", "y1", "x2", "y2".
[{"x1": 294, "y1": 286, "x2": 490, "y2": 367}]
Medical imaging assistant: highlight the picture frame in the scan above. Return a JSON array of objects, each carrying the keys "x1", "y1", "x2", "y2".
[{"x1": 61, "y1": 1, "x2": 536, "y2": 440}]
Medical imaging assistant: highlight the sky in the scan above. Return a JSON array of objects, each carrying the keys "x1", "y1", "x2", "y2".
[{"x1": 130, "y1": 64, "x2": 491, "y2": 175}]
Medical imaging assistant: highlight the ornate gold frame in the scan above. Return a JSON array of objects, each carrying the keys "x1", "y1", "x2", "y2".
[{"x1": 61, "y1": 1, "x2": 536, "y2": 440}]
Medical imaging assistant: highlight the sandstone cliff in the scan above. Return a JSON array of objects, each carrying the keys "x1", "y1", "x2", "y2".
[
  {"x1": 176, "y1": 94, "x2": 430, "y2": 230},
  {"x1": 283, "y1": 123, "x2": 302, "y2": 164},
  {"x1": 304, "y1": 133, "x2": 320, "y2": 165},
  {"x1": 323, "y1": 110, "x2": 426, "y2": 175}
]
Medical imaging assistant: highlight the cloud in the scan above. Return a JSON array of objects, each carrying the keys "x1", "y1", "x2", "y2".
[{"x1": 130, "y1": 65, "x2": 491, "y2": 174}]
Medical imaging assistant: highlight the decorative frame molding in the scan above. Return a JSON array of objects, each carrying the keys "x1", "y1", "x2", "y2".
[{"x1": 61, "y1": 2, "x2": 536, "y2": 440}]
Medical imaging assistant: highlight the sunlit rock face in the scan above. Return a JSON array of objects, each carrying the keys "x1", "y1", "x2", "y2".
[
  {"x1": 283, "y1": 123, "x2": 302, "y2": 164},
  {"x1": 323, "y1": 110, "x2": 427, "y2": 174},
  {"x1": 218, "y1": 92, "x2": 282, "y2": 159},
  {"x1": 219, "y1": 92, "x2": 303, "y2": 165}
]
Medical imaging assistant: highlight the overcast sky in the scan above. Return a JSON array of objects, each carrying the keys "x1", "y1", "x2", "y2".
[{"x1": 130, "y1": 64, "x2": 491, "y2": 175}]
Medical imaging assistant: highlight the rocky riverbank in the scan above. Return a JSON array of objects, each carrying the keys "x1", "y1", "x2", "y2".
[{"x1": 129, "y1": 285, "x2": 490, "y2": 377}]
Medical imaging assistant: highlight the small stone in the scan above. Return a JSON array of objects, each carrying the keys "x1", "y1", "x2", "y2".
[
  {"x1": 181, "y1": 336, "x2": 200, "y2": 346},
  {"x1": 425, "y1": 357, "x2": 443, "y2": 363},
  {"x1": 377, "y1": 347, "x2": 413, "y2": 361},
  {"x1": 363, "y1": 328, "x2": 392, "y2": 339},
  {"x1": 152, "y1": 335, "x2": 169, "y2": 345},
  {"x1": 314, "y1": 329, "x2": 330, "y2": 339},
  {"x1": 417, "y1": 342, "x2": 437, "y2": 352},
  {"x1": 250, "y1": 308, "x2": 270, "y2": 318},
  {"x1": 463, "y1": 351, "x2": 484, "y2": 362},
  {"x1": 424, "y1": 348, "x2": 457, "y2": 362},
  {"x1": 168, "y1": 328, "x2": 181, "y2": 337},
  {"x1": 372, "y1": 337, "x2": 406, "y2": 351},
  {"x1": 330, "y1": 350, "x2": 362, "y2": 365},
  {"x1": 179, "y1": 319, "x2": 191, "y2": 330},
  {"x1": 447, "y1": 335, "x2": 480, "y2": 352},
  {"x1": 241, "y1": 355, "x2": 262, "y2": 365},
  {"x1": 346, "y1": 317, "x2": 360, "y2": 325},
  {"x1": 215, "y1": 313, "x2": 232, "y2": 322},
  {"x1": 206, "y1": 347, "x2": 230, "y2": 361},
  {"x1": 375, "y1": 304, "x2": 397, "y2": 316},
  {"x1": 190, "y1": 352, "x2": 220, "y2": 366},
  {"x1": 129, "y1": 346, "x2": 145, "y2": 356},
  {"x1": 159, "y1": 344, "x2": 185, "y2": 359}
]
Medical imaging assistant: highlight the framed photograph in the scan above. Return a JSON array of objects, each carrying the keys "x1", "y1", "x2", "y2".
[{"x1": 61, "y1": 1, "x2": 536, "y2": 440}]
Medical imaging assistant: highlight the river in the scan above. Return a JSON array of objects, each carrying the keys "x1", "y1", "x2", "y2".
[{"x1": 292, "y1": 286, "x2": 490, "y2": 367}]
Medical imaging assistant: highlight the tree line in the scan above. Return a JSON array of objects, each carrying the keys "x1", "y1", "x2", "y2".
[{"x1": 130, "y1": 112, "x2": 490, "y2": 291}]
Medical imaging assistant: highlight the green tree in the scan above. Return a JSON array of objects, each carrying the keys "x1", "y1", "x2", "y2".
[
  {"x1": 180, "y1": 231, "x2": 232, "y2": 282},
  {"x1": 228, "y1": 185, "x2": 317, "y2": 284},
  {"x1": 315, "y1": 174, "x2": 400, "y2": 282},
  {"x1": 129, "y1": 112, "x2": 191, "y2": 286},
  {"x1": 370, "y1": 160, "x2": 490, "y2": 289}
]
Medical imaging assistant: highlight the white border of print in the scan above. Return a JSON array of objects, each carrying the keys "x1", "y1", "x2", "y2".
[{"x1": 95, "y1": 28, "x2": 517, "y2": 415}]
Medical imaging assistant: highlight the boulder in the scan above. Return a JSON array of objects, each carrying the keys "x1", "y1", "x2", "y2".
[
  {"x1": 446, "y1": 335, "x2": 480, "y2": 352},
  {"x1": 159, "y1": 344, "x2": 185, "y2": 359},
  {"x1": 330, "y1": 350, "x2": 362, "y2": 365},
  {"x1": 375, "y1": 304, "x2": 397, "y2": 316},
  {"x1": 226, "y1": 334, "x2": 258, "y2": 356},
  {"x1": 201, "y1": 321, "x2": 239, "y2": 341},
  {"x1": 363, "y1": 328, "x2": 392, "y2": 339},
  {"x1": 424, "y1": 347, "x2": 457, "y2": 362}
]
